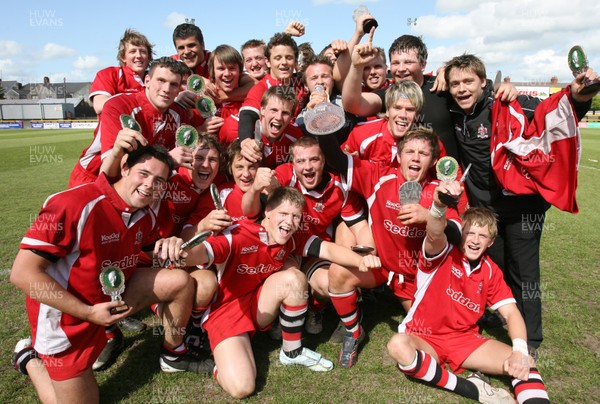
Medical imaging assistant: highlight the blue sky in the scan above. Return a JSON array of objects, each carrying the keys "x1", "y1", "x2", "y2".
[{"x1": 1, "y1": 0, "x2": 599, "y2": 85}]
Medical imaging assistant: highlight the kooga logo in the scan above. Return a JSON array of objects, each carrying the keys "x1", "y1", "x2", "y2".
[{"x1": 101, "y1": 232, "x2": 120, "y2": 244}]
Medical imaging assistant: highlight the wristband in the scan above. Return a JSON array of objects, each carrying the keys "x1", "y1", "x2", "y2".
[
  {"x1": 512, "y1": 338, "x2": 529, "y2": 356},
  {"x1": 429, "y1": 203, "x2": 447, "y2": 219}
]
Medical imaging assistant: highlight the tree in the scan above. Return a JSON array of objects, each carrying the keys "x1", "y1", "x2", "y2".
[{"x1": 591, "y1": 94, "x2": 600, "y2": 112}]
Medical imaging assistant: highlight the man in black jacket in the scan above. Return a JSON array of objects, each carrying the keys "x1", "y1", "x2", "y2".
[{"x1": 444, "y1": 53, "x2": 598, "y2": 354}]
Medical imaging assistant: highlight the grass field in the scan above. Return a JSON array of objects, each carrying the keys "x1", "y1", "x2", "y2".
[{"x1": 0, "y1": 128, "x2": 599, "y2": 403}]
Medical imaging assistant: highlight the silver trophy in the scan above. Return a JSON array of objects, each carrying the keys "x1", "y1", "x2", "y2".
[
  {"x1": 352, "y1": 4, "x2": 378, "y2": 33},
  {"x1": 399, "y1": 181, "x2": 422, "y2": 205},
  {"x1": 304, "y1": 84, "x2": 346, "y2": 136},
  {"x1": 99, "y1": 266, "x2": 128, "y2": 314}
]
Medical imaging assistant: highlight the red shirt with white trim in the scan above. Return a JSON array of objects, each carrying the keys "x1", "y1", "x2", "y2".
[
  {"x1": 21, "y1": 174, "x2": 159, "y2": 355},
  {"x1": 275, "y1": 163, "x2": 364, "y2": 241},
  {"x1": 202, "y1": 220, "x2": 314, "y2": 309},
  {"x1": 398, "y1": 244, "x2": 516, "y2": 335},
  {"x1": 74, "y1": 91, "x2": 201, "y2": 180},
  {"x1": 89, "y1": 65, "x2": 144, "y2": 102},
  {"x1": 344, "y1": 155, "x2": 460, "y2": 277},
  {"x1": 400, "y1": 242, "x2": 515, "y2": 335}
]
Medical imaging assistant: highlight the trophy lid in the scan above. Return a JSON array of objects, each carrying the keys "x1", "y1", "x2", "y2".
[{"x1": 304, "y1": 103, "x2": 346, "y2": 135}]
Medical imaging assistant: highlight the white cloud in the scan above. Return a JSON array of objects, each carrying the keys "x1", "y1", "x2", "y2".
[
  {"x1": 164, "y1": 12, "x2": 188, "y2": 29},
  {"x1": 413, "y1": 0, "x2": 600, "y2": 82},
  {"x1": 73, "y1": 56, "x2": 101, "y2": 70},
  {"x1": 0, "y1": 40, "x2": 21, "y2": 57},
  {"x1": 39, "y1": 43, "x2": 75, "y2": 60}
]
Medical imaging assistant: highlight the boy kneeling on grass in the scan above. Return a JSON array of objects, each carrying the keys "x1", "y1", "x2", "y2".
[
  {"x1": 387, "y1": 180, "x2": 550, "y2": 403},
  {"x1": 180, "y1": 186, "x2": 382, "y2": 399}
]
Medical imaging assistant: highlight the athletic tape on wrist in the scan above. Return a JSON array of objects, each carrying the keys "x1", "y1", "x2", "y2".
[
  {"x1": 512, "y1": 338, "x2": 529, "y2": 356},
  {"x1": 429, "y1": 204, "x2": 447, "y2": 219}
]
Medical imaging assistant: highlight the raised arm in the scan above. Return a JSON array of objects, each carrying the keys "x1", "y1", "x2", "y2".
[{"x1": 341, "y1": 27, "x2": 383, "y2": 117}]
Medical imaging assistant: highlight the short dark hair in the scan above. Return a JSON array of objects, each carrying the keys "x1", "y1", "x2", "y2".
[
  {"x1": 172, "y1": 23, "x2": 204, "y2": 45},
  {"x1": 266, "y1": 33, "x2": 298, "y2": 61},
  {"x1": 265, "y1": 186, "x2": 305, "y2": 211},
  {"x1": 126, "y1": 144, "x2": 175, "y2": 172},
  {"x1": 261, "y1": 85, "x2": 298, "y2": 113},
  {"x1": 300, "y1": 55, "x2": 334, "y2": 85},
  {"x1": 195, "y1": 133, "x2": 226, "y2": 171},
  {"x1": 148, "y1": 56, "x2": 191, "y2": 77},
  {"x1": 289, "y1": 136, "x2": 321, "y2": 159},
  {"x1": 396, "y1": 128, "x2": 440, "y2": 162},
  {"x1": 389, "y1": 35, "x2": 428, "y2": 66}
]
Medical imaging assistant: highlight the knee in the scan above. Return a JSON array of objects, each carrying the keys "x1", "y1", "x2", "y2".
[
  {"x1": 387, "y1": 334, "x2": 415, "y2": 365},
  {"x1": 192, "y1": 270, "x2": 218, "y2": 304},
  {"x1": 163, "y1": 269, "x2": 194, "y2": 299},
  {"x1": 328, "y1": 263, "x2": 353, "y2": 288},
  {"x1": 309, "y1": 268, "x2": 330, "y2": 297},
  {"x1": 222, "y1": 376, "x2": 255, "y2": 399}
]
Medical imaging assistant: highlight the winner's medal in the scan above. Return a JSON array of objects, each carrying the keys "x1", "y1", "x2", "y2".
[
  {"x1": 568, "y1": 45, "x2": 600, "y2": 96},
  {"x1": 398, "y1": 181, "x2": 422, "y2": 205},
  {"x1": 99, "y1": 266, "x2": 128, "y2": 315},
  {"x1": 175, "y1": 124, "x2": 199, "y2": 149},
  {"x1": 436, "y1": 156, "x2": 459, "y2": 182},
  {"x1": 196, "y1": 95, "x2": 216, "y2": 119},
  {"x1": 119, "y1": 114, "x2": 141, "y2": 132},
  {"x1": 187, "y1": 74, "x2": 205, "y2": 94}
]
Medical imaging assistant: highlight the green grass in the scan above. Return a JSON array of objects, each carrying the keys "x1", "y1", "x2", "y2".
[{"x1": 0, "y1": 128, "x2": 599, "y2": 403}]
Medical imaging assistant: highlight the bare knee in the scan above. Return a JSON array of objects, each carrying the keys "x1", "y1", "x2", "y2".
[
  {"x1": 328, "y1": 263, "x2": 356, "y2": 291},
  {"x1": 387, "y1": 334, "x2": 417, "y2": 366},
  {"x1": 162, "y1": 269, "x2": 194, "y2": 300},
  {"x1": 220, "y1": 374, "x2": 255, "y2": 399},
  {"x1": 191, "y1": 270, "x2": 217, "y2": 306}
]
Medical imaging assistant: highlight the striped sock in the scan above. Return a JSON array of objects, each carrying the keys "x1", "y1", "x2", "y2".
[
  {"x1": 511, "y1": 368, "x2": 550, "y2": 403},
  {"x1": 329, "y1": 289, "x2": 361, "y2": 338},
  {"x1": 398, "y1": 350, "x2": 479, "y2": 400},
  {"x1": 280, "y1": 303, "x2": 307, "y2": 356}
]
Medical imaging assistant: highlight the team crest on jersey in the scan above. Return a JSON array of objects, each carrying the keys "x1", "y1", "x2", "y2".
[
  {"x1": 313, "y1": 202, "x2": 324, "y2": 213},
  {"x1": 451, "y1": 266, "x2": 463, "y2": 278},
  {"x1": 476, "y1": 124, "x2": 489, "y2": 139},
  {"x1": 134, "y1": 229, "x2": 143, "y2": 245},
  {"x1": 275, "y1": 249, "x2": 286, "y2": 261},
  {"x1": 477, "y1": 281, "x2": 483, "y2": 294}
]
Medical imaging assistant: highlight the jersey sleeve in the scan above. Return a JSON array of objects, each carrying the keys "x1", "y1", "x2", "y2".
[
  {"x1": 417, "y1": 241, "x2": 451, "y2": 274},
  {"x1": 340, "y1": 190, "x2": 365, "y2": 224},
  {"x1": 203, "y1": 226, "x2": 236, "y2": 266},
  {"x1": 274, "y1": 163, "x2": 294, "y2": 185},
  {"x1": 99, "y1": 98, "x2": 126, "y2": 156},
  {"x1": 20, "y1": 193, "x2": 78, "y2": 258},
  {"x1": 183, "y1": 193, "x2": 214, "y2": 229},
  {"x1": 89, "y1": 67, "x2": 118, "y2": 99}
]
